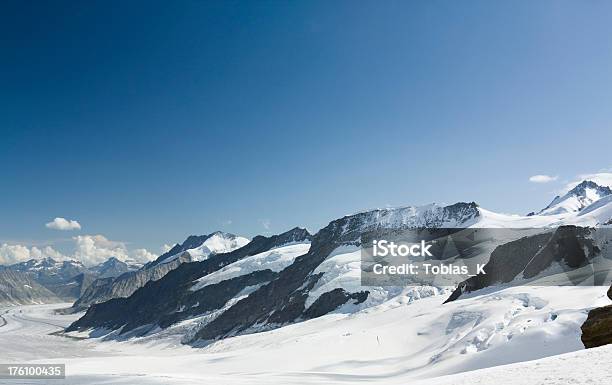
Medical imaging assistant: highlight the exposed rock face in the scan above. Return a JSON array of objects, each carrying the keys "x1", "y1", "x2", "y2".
[
  {"x1": 51, "y1": 272, "x2": 98, "y2": 300},
  {"x1": 66, "y1": 203, "x2": 478, "y2": 342},
  {"x1": 193, "y1": 203, "x2": 478, "y2": 342},
  {"x1": 0, "y1": 270, "x2": 60, "y2": 305},
  {"x1": 67, "y1": 227, "x2": 312, "y2": 333},
  {"x1": 69, "y1": 232, "x2": 249, "y2": 312},
  {"x1": 581, "y1": 286, "x2": 612, "y2": 348},
  {"x1": 88, "y1": 257, "x2": 133, "y2": 278},
  {"x1": 70, "y1": 253, "x2": 192, "y2": 312},
  {"x1": 303, "y1": 288, "x2": 369, "y2": 319},
  {"x1": 146, "y1": 235, "x2": 211, "y2": 266},
  {"x1": 445, "y1": 226, "x2": 601, "y2": 303},
  {"x1": 2, "y1": 257, "x2": 140, "y2": 302},
  {"x1": 6, "y1": 258, "x2": 91, "y2": 300}
]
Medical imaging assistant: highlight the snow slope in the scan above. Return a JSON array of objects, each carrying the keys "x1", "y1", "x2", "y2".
[
  {"x1": 1, "y1": 285, "x2": 610, "y2": 384},
  {"x1": 538, "y1": 180, "x2": 612, "y2": 216},
  {"x1": 412, "y1": 344, "x2": 612, "y2": 385},
  {"x1": 191, "y1": 242, "x2": 311, "y2": 291},
  {"x1": 5, "y1": 181, "x2": 612, "y2": 384},
  {"x1": 301, "y1": 202, "x2": 610, "y2": 316},
  {"x1": 162, "y1": 232, "x2": 250, "y2": 264}
]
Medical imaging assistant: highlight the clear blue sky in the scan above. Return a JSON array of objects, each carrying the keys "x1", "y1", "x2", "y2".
[{"x1": 1, "y1": 1, "x2": 612, "y2": 253}]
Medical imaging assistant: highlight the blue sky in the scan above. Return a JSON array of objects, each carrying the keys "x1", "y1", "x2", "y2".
[{"x1": 1, "y1": 1, "x2": 612, "y2": 257}]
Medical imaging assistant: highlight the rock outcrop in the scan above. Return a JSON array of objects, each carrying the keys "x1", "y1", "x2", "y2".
[
  {"x1": 69, "y1": 253, "x2": 192, "y2": 312},
  {"x1": 0, "y1": 270, "x2": 60, "y2": 305},
  {"x1": 67, "y1": 227, "x2": 312, "y2": 333},
  {"x1": 445, "y1": 226, "x2": 602, "y2": 303},
  {"x1": 581, "y1": 285, "x2": 612, "y2": 348}
]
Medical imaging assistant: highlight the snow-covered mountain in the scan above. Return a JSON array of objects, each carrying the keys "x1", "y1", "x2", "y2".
[
  {"x1": 3, "y1": 180, "x2": 610, "y2": 384},
  {"x1": 536, "y1": 180, "x2": 612, "y2": 216},
  {"x1": 38, "y1": 179, "x2": 612, "y2": 382},
  {"x1": 67, "y1": 231, "x2": 250, "y2": 312},
  {"x1": 5, "y1": 257, "x2": 89, "y2": 300},
  {"x1": 67, "y1": 180, "x2": 612, "y2": 346},
  {"x1": 0, "y1": 255, "x2": 146, "y2": 303},
  {"x1": 9, "y1": 257, "x2": 86, "y2": 277},
  {"x1": 0, "y1": 270, "x2": 60, "y2": 305},
  {"x1": 150, "y1": 231, "x2": 250, "y2": 266},
  {"x1": 88, "y1": 257, "x2": 137, "y2": 278},
  {"x1": 67, "y1": 203, "x2": 478, "y2": 337},
  {"x1": 185, "y1": 231, "x2": 250, "y2": 261},
  {"x1": 68, "y1": 227, "x2": 313, "y2": 334},
  {"x1": 445, "y1": 226, "x2": 612, "y2": 303}
]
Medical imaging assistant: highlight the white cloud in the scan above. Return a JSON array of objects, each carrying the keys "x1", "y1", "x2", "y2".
[
  {"x1": 71, "y1": 235, "x2": 157, "y2": 266},
  {"x1": 561, "y1": 172, "x2": 612, "y2": 193},
  {"x1": 0, "y1": 243, "x2": 67, "y2": 265},
  {"x1": 72, "y1": 235, "x2": 126, "y2": 266},
  {"x1": 130, "y1": 248, "x2": 158, "y2": 264},
  {"x1": 45, "y1": 217, "x2": 81, "y2": 231},
  {"x1": 0, "y1": 244, "x2": 32, "y2": 265},
  {"x1": 529, "y1": 175, "x2": 558, "y2": 183},
  {"x1": 29, "y1": 246, "x2": 67, "y2": 261},
  {"x1": 1, "y1": 235, "x2": 158, "y2": 267}
]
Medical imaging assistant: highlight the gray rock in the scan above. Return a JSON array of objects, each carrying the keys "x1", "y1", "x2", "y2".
[
  {"x1": 581, "y1": 286, "x2": 612, "y2": 348},
  {"x1": 445, "y1": 226, "x2": 601, "y2": 303},
  {"x1": 70, "y1": 253, "x2": 191, "y2": 312},
  {"x1": 0, "y1": 270, "x2": 60, "y2": 305},
  {"x1": 67, "y1": 227, "x2": 312, "y2": 333}
]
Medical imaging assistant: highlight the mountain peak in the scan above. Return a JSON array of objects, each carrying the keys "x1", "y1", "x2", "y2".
[
  {"x1": 538, "y1": 180, "x2": 612, "y2": 216},
  {"x1": 39, "y1": 257, "x2": 57, "y2": 265},
  {"x1": 210, "y1": 231, "x2": 235, "y2": 237},
  {"x1": 568, "y1": 180, "x2": 612, "y2": 196},
  {"x1": 310, "y1": 202, "x2": 480, "y2": 248},
  {"x1": 100, "y1": 257, "x2": 123, "y2": 266},
  {"x1": 88, "y1": 257, "x2": 134, "y2": 278},
  {"x1": 150, "y1": 231, "x2": 250, "y2": 266}
]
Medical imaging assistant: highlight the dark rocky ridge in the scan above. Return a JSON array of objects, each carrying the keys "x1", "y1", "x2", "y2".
[
  {"x1": 193, "y1": 202, "x2": 479, "y2": 342},
  {"x1": 67, "y1": 227, "x2": 312, "y2": 333},
  {"x1": 304, "y1": 288, "x2": 369, "y2": 319},
  {"x1": 67, "y1": 203, "x2": 478, "y2": 342},
  {"x1": 445, "y1": 226, "x2": 602, "y2": 303},
  {"x1": 69, "y1": 231, "x2": 246, "y2": 312},
  {"x1": 146, "y1": 231, "x2": 244, "y2": 268},
  {"x1": 69, "y1": 253, "x2": 192, "y2": 312},
  {"x1": 8, "y1": 258, "x2": 88, "y2": 300},
  {"x1": 0, "y1": 270, "x2": 60, "y2": 305},
  {"x1": 88, "y1": 257, "x2": 134, "y2": 278},
  {"x1": 51, "y1": 272, "x2": 98, "y2": 300},
  {"x1": 3, "y1": 257, "x2": 140, "y2": 302}
]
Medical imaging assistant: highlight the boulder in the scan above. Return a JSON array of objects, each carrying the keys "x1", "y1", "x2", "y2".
[{"x1": 581, "y1": 286, "x2": 612, "y2": 348}]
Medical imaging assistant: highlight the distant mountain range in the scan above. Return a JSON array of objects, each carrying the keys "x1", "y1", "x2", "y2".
[
  {"x1": 0, "y1": 232, "x2": 250, "y2": 307},
  {"x1": 2, "y1": 179, "x2": 612, "y2": 349},
  {"x1": 0, "y1": 256, "x2": 139, "y2": 305},
  {"x1": 68, "y1": 231, "x2": 250, "y2": 313},
  {"x1": 0, "y1": 270, "x2": 59, "y2": 305},
  {"x1": 66, "y1": 179, "x2": 612, "y2": 344}
]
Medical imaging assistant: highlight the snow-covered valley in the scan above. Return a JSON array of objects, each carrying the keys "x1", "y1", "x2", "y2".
[
  {"x1": 2, "y1": 178, "x2": 612, "y2": 384},
  {"x1": 1, "y1": 284, "x2": 610, "y2": 384}
]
